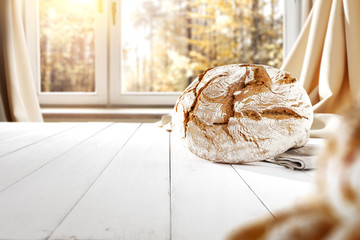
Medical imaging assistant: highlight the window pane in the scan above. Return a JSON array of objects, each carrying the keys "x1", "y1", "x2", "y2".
[
  {"x1": 39, "y1": 0, "x2": 95, "y2": 92},
  {"x1": 121, "y1": 0, "x2": 284, "y2": 93}
]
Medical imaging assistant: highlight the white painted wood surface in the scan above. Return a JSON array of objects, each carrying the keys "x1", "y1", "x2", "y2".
[
  {"x1": 170, "y1": 137, "x2": 271, "y2": 240},
  {"x1": 0, "y1": 122, "x2": 112, "y2": 192},
  {"x1": 0, "y1": 123, "x2": 78, "y2": 157},
  {"x1": 232, "y1": 162, "x2": 315, "y2": 216},
  {"x1": 51, "y1": 124, "x2": 170, "y2": 240},
  {"x1": 0, "y1": 123, "x2": 318, "y2": 240},
  {"x1": 0, "y1": 123, "x2": 44, "y2": 142},
  {"x1": 0, "y1": 123, "x2": 139, "y2": 239}
]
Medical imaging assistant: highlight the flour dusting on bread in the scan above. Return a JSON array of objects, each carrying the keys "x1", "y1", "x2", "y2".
[{"x1": 173, "y1": 64, "x2": 313, "y2": 163}]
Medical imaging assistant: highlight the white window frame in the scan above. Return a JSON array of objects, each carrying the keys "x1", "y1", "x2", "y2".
[
  {"x1": 108, "y1": 0, "x2": 179, "y2": 106},
  {"x1": 283, "y1": 0, "x2": 314, "y2": 57},
  {"x1": 25, "y1": 0, "x2": 303, "y2": 107},
  {"x1": 24, "y1": 0, "x2": 108, "y2": 105}
]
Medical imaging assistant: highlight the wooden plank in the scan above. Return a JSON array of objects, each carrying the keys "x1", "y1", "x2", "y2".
[
  {"x1": 0, "y1": 123, "x2": 45, "y2": 142},
  {"x1": 0, "y1": 123, "x2": 140, "y2": 240},
  {"x1": 0, "y1": 123, "x2": 79, "y2": 157},
  {"x1": 232, "y1": 161, "x2": 316, "y2": 216},
  {"x1": 0, "y1": 123, "x2": 25, "y2": 131},
  {"x1": 170, "y1": 135, "x2": 271, "y2": 240},
  {"x1": 0, "y1": 122, "x2": 44, "y2": 128},
  {"x1": 0, "y1": 122, "x2": 112, "y2": 192},
  {"x1": 50, "y1": 124, "x2": 170, "y2": 240},
  {"x1": 303, "y1": 169, "x2": 316, "y2": 179}
]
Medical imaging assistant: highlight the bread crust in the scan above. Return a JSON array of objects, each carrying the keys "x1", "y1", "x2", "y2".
[{"x1": 174, "y1": 64, "x2": 313, "y2": 163}]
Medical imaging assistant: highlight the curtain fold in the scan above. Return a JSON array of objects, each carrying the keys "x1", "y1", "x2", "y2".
[
  {"x1": 281, "y1": 0, "x2": 359, "y2": 138},
  {"x1": 0, "y1": 0, "x2": 43, "y2": 122}
]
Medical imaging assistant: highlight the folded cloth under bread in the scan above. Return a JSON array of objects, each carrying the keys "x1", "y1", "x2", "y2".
[
  {"x1": 158, "y1": 114, "x2": 325, "y2": 170},
  {"x1": 265, "y1": 138, "x2": 325, "y2": 170},
  {"x1": 156, "y1": 114, "x2": 173, "y2": 132}
]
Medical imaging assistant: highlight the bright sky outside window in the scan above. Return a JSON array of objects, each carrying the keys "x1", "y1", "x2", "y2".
[
  {"x1": 39, "y1": 0, "x2": 96, "y2": 92},
  {"x1": 121, "y1": 0, "x2": 284, "y2": 93},
  {"x1": 38, "y1": 0, "x2": 283, "y2": 94}
]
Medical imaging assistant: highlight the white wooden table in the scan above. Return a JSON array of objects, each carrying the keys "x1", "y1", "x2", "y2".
[{"x1": 0, "y1": 122, "x2": 316, "y2": 240}]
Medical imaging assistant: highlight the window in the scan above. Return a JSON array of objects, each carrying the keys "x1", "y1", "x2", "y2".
[
  {"x1": 25, "y1": 0, "x2": 300, "y2": 106},
  {"x1": 39, "y1": 0, "x2": 96, "y2": 93},
  {"x1": 25, "y1": 0, "x2": 107, "y2": 105}
]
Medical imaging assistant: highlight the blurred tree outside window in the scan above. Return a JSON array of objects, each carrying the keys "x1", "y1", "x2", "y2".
[
  {"x1": 39, "y1": 0, "x2": 96, "y2": 92},
  {"x1": 39, "y1": 0, "x2": 283, "y2": 93},
  {"x1": 121, "y1": 0, "x2": 283, "y2": 93}
]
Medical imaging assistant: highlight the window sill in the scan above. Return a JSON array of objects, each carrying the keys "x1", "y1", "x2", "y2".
[{"x1": 41, "y1": 107, "x2": 173, "y2": 123}]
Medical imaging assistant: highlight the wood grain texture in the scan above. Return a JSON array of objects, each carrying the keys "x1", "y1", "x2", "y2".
[
  {"x1": 170, "y1": 135, "x2": 271, "y2": 240},
  {"x1": 50, "y1": 124, "x2": 170, "y2": 240},
  {"x1": 0, "y1": 122, "x2": 112, "y2": 192},
  {"x1": 0, "y1": 123, "x2": 139, "y2": 240}
]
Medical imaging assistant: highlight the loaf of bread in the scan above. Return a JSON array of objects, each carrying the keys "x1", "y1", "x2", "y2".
[
  {"x1": 228, "y1": 106, "x2": 360, "y2": 240},
  {"x1": 173, "y1": 64, "x2": 313, "y2": 163}
]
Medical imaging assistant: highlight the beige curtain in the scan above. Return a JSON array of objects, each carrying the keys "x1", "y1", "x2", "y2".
[
  {"x1": 0, "y1": 0, "x2": 43, "y2": 122},
  {"x1": 301, "y1": 0, "x2": 315, "y2": 26},
  {"x1": 281, "y1": 0, "x2": 360, "y2": 138}
]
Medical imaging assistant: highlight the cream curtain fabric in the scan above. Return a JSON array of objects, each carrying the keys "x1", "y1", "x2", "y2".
[
  {"x1": 0, "y1": 0, "x2": 43, "y2": 122},
  {"x1": 282, "y1": 0, "x2": 359, "y2": 138},
  {"x1": 301, "y1": 0, "x2": 315, "y2": 26}
]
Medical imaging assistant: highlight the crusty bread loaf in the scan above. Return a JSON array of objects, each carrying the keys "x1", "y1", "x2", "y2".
[
  {"x1": 228, "y1": 106, "x2": 360, "y2": 240},
  {"x1": 173, "y1": 64, "x2": 313, "y2": 163}
]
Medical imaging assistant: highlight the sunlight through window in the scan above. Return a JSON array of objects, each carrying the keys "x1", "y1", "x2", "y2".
[{"x1": 39, "y1": 0, "x2": 96, "y2": 92}]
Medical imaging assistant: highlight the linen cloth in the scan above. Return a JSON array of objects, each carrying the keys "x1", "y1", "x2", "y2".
[{"x1": 266, "y1": 138, "x2": 326, "y2": 170}]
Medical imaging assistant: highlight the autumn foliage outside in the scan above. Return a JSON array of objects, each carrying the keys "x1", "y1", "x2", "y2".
[{"x1": 39, "y1": 0, "x2": 283, "y2": 93}]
